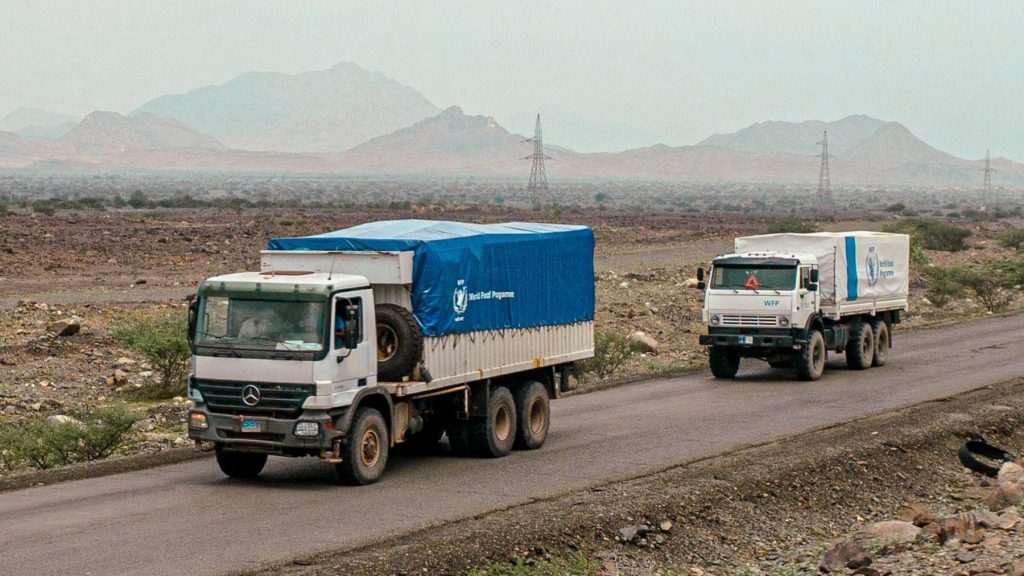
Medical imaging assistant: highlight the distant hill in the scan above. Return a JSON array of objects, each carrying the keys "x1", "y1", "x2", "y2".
[
  {"x1": 339, "y1": 106, "x2": 535, "y2": 174},
  {"x1": 0, "y1": 107, "x2": 79, "y2": 140},
  {"x1": 699, "y1": 115, "x2": 888, "y2": 156},
  {"x1": 133, "y1": 62, "x2": 440, "y2": 153},
  {"x1": 58, "y1": 111, "x2": 225, "y2": 152}
]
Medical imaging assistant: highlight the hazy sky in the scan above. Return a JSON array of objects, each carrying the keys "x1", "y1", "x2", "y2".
[{"x1": 1, "y1": 0, "x2": 1022, "y2": 159}]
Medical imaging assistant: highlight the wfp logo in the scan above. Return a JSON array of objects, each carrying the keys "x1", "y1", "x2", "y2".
[
  {"x1": 865, "y1": 247, "x2": 881, "y2": 287},
  {"x1": 453, "y1": 280, "x2": 469, "y2": 315},
  {"x1": 763, "y1": 299, "x2": 781, "y2": 308}
]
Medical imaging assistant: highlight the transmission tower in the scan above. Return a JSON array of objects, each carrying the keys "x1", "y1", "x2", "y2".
[
  {"x1": 524, "y1": 114, "x2": 552, "y2": 206},
  {"x1": 816, "y1": 130, "x2": 834, "y2": 207},
  {"x1": 982, "y1": 149, "x2": 994, "y2": 195}
]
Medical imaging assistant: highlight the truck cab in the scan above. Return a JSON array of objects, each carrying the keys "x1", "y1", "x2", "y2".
[{"x1": 187, "y1": 271, "x2": 382, "y2": 474}]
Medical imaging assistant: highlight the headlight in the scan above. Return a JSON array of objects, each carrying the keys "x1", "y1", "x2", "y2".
[
  {"x1": 294, "y1": 421, "x2": 320, "y2": 437},
  {"x1": 710, "y1": 315, "x2": 721, "y2": 326},
  {"x1": 779, "y1": 316, "x2": 791, "y2": 327},
  {"x1": 188, "y1": 411, "x2": 209, "y2": 430}
]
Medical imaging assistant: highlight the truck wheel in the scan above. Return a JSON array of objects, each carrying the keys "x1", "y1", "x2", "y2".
[
  {"x1": 795, "y1": 330, "x2": 826, "y2": 381},
  {"x1": 869, "y1": 318, "x2": 890, "y2": 367},
  {"x1": 215, "y1": 449, "x2": 267, "y2": 479},
  {"x1": 467, "y1": 386, "x2": 517, "y2": 458},
  {"x1": 513, "y1": 381, "x2": 550, "y2": 450},
  {"x1": 845, "y1": 321, "x2": 875, "y2": 370},
  {"x1": 375, "y1": 304, "x2": 423, "y2": 382},
  {"x1": 708, "y1": 346, "x2": 740, "y2": 378},
  {"x1": 336, "y1": 407, "x2": 389, "y2": 485}
]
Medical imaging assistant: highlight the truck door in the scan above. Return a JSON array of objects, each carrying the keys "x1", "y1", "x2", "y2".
[
  {"x1": 330, "y1": 292, "x2": 376, "y2": 387},
  {"x1": 798, "y1": 267, "x2": 817, "y2": 312}
]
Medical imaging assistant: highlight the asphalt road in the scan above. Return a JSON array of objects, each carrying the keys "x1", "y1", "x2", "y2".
[{"x1": 2, "y1": 314, "x2": 1023, "y2": 576}]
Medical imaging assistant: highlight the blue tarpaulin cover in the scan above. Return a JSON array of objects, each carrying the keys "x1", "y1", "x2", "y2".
[{"x1": 268, "y1": 220, "x2": 595, "y2": 336}]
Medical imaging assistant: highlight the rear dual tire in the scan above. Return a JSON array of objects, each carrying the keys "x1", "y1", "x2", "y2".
[
  {"x1": 846, "y1": 321, "x2": 875, "y2": 370},
  {"x1": 869, "y1": 318, "x2": 890, "y2": 367}
]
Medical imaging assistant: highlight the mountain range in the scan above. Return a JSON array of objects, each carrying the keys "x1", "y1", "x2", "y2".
[{"x1": 2, "y1": 62, "x2": 1021, "y2": 187}]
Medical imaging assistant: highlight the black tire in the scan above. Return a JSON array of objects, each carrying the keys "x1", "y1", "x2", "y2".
[
  {"x1": 375, "y1": 304, "x2": 423, "y2": 382},
  {"x1": 466, "y1": 386, "x2": 517, "y2": 458},
  {"x1": 335, "y1": 407, "x2": 389, "y2": 485},
  {"x1": 708, "y1": 346, "x2": 740, "y2": 379},
  {"x1": 795, "y1": 330, "x2": 826, "y2": 381},
  {"x1": 215, "y1": 449, "x2": 267, "y2": 479},
  {"x1": 869, "y1": 318, "x2": 890, "y2": 367},
  {"x1": 846, "y1": 321, "x2": 875, "y2": 370},
  {"x1": 513, "y1": 381, "x2": 550, "y2": 450}
]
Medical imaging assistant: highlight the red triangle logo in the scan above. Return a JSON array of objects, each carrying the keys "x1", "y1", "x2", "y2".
[{"x1": 744, "y1": 274, "x2": 761, "y2": 289}]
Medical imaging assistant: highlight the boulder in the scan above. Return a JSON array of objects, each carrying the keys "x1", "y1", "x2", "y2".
[
  {"x1": 998, "y1": 462, "x2": 1024, "y2": 485},
  {"x1": 854, "y1": 520, "x2": 920, "y2": 551},
  {"x1": 820, "y1": 540, "x2": 872, "y2": 573},
  {"x1": 987, "y1": 482, "x2": 1024, "y2": 510},
  {"x1": 45, "y1": 414, "x2": 81, "y2": 427},
  {"x1": 628, "y1": 332, "x2": 659, "y2": 353},
  {"x1": 683, "y1": 278, "x2": 700, "y2": 288},
  {"x1": 47, "y1": 317, "x2": 81, "y2": 337}
]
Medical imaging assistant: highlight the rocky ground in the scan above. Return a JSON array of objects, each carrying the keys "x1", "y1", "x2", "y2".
[
  {"x1": 234, "y1": 377, "x2": 1024, "y2": 576},
  {"x1": 0, "y1": 206, "x2": 1021, "y2": 476}
]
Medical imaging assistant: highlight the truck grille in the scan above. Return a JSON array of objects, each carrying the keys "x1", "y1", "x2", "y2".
[
  {"x1": 721, "y1": 314, "x2": 779, "y2": 327},
  {"x1": 192, "y1": 379, "x2": 315, "y2": 418}
]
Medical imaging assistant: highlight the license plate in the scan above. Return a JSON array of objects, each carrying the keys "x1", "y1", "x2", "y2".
[
  {"x1": 738, "y1": 336, "x2": 753, "y2": 345},
  {"x1": 241, "y1": 419, "x2": 263, "y2": 433}
]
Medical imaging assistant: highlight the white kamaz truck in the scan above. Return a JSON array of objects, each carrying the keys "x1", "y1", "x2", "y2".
[
  {"x1": 698, "y1": 231, "x2": 909, "y2": 381},
  {"x1": 186, "y1": 220, "x2": 595, "y2": 484}
]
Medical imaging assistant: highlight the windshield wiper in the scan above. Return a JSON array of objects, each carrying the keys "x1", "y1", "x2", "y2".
[{"x1": 196, "y1": 332, "x2": 241, "y2": 357}]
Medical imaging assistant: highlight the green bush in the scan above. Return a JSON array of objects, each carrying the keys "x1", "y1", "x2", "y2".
[
  {"x1": 961, "y1": 266, "x2": 1014, "y2": 313},
  {"x1": 998, "y1": 228, "x2": 1024, "y2": 251},
  {"x1": 113, "y1": 310, "x2": 191, "y2": 399},
  {"x1": 577, "y1": 332, "x2": 645, "y2": 382},
  {"x1": 766, "y1": 219, "x2": 819, "y2": 234},
  {"x1": 909, "y1": 242, "x2": 930, "y2": 270},
  {"x1": 883, "y1": 219, "x2": 971, "y2": 252},
  {"x1": 923, "y1": 266, "x2": 967, "y2": 308},
  {"x1": 0, "y1": 406, "x2": 140, "y2": 470},
  {"x1": 990, "y1": 256, "x2": 1024, "y2": 288}
]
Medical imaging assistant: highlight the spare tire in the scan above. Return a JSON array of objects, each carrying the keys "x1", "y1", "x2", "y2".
[{"x1": 375, "y1": 304, "x2": 423, "y2": 381}]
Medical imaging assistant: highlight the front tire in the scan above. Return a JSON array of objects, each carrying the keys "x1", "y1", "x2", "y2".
[
  {"x1": 869, "y1": 318, "x2": 890, "y2": 367},
  {"x1": 709, "y1": 346, "x2": 740, "y2": 378},
  {"x1": 336, "y1": 407, "x2": 389, "y2": 485},
  {"x1": 513, "y1": 381, "x2": 550, "y2": 450},
  {"x1": 795, "y1": 330, "x2": 826, "y2": 381},
  {"x1": 846, "y1": 321, "x2": 875, "y2": 370},
  {"x1": 215, "y1": 449, "x2": 267, "y2": 479}
]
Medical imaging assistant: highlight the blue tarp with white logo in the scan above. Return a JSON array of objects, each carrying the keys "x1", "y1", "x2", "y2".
[{"x1": 268, "y1": 220, "x2": 595, "y2": 337}]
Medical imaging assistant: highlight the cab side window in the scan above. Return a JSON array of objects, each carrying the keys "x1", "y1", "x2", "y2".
[
  {"x1": 333, "y1": 297, "x2": 363, "y2": 350},
  {"x1": 800, "y1": 268, "x2": 812, "y2": 290}
]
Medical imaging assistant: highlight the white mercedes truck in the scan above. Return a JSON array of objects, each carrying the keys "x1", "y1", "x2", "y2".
[
  {"x1": 698, "y1": 231, "x2": 910, "y2": 381},
  {"x1": 186, "y1": 220, "x2": 595, "y2": 485}
]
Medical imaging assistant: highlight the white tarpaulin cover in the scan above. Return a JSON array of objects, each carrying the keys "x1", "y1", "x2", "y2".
[{"x1": 734, "y1": 232, "x2": 909, "y2": 304}]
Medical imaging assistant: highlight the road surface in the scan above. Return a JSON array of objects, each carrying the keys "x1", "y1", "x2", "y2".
[{"x1": 1, "y1": 314, "x2": 1022, "y2": 576}]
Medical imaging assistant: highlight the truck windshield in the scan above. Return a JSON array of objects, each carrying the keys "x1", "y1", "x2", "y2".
[
  {"x1": 711, "y1": 266, "x2": 796, "y2": 291},
  {"x1": 195, "y1": 296, "x2": 326, "y2": 352}
]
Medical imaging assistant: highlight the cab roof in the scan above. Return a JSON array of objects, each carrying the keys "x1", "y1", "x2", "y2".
[{"x1": 200, "y1": 271, "x2": 369, "y2": 295}]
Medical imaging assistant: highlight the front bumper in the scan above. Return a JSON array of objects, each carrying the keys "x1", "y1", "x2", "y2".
[
  {"x1": 699, "y1": 328, "x2": 805, "y2": 349},
  {"x1": 187, "y1": 407, "x2": 336, "y2": 454}
]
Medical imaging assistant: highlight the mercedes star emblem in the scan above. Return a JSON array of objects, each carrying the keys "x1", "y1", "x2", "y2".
[{"x1": 241, "y1": 385, "x2": 261, "y2": 406}]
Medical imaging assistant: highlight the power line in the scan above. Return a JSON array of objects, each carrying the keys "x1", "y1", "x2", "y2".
[
  {"x1": 981, "y1": 149, "x2": 994, "y2": 195},
  {"x1": 523, "y1": 114, "x2": 552, "y2": 206},
  {"x1": 816, "y1": 130, "x2": 833, "y2": 207}
]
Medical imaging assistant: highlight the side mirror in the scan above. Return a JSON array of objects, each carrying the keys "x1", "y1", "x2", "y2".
[
  {"x1": 344, "y1": 304, "x2": 360, "y2": 349},
  {"x1": 696, "y1": 267, "x2": 705, "y2": 281},
  {"x1": 810, "y1": 269, "x2": 819, "y2": 283},
  {"x1": 186, "y1": 294, "x2": 198, "y2": 345}
]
